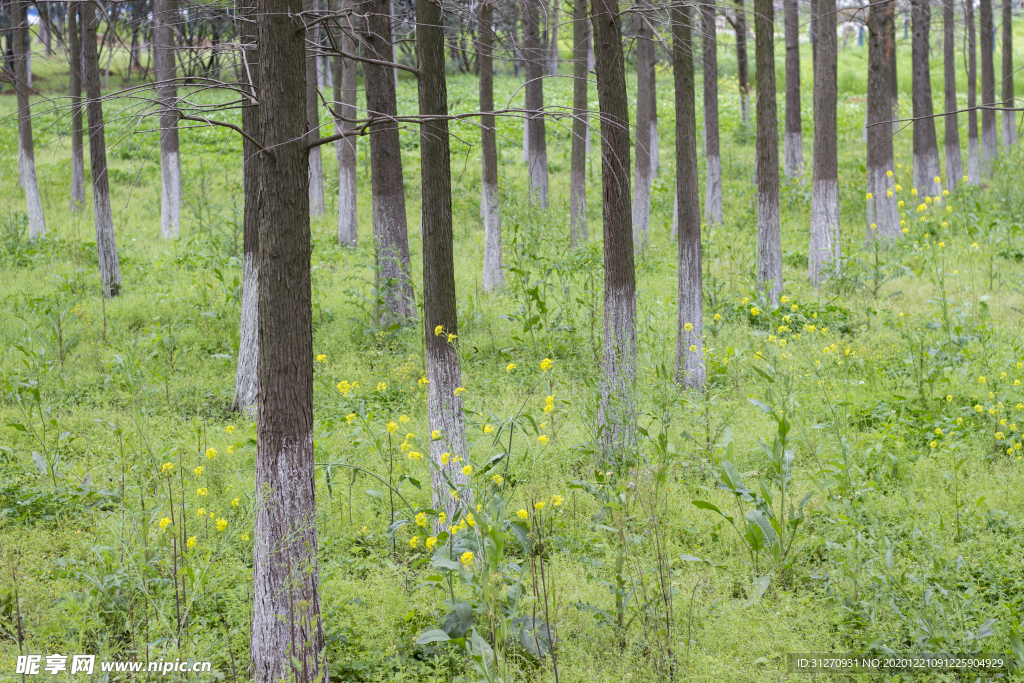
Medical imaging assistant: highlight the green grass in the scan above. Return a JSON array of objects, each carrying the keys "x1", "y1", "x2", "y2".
[{"x1": 1, "y1": 31, "x2": 1024, "y2": 682}]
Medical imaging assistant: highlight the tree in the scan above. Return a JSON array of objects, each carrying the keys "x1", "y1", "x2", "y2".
[
  {"x1": 363, "y1": 0, "x2": 416, "y2": 324},
  {"x1": 67, "y1": 1, "x2": 85, "y2": 211},
  {"x1": 524, "y1": 0, "x2": 550, "y2": 207},
  {"x1": 809, "y1": 0, "x2": 839, "y2": 285},
  {"x1": 980, "y1": 0, "x2": 997, "y2": 172},
  {"x1": 591, "y1": 0, "x2": 636, "y2": 457},
  {"x1": 234, "y1": 0, "x2": 261, "y2": 415},
  {"x1": 334, "y1": 0, "x2": 358, "y2": 245},
  {"x1": 943, "y1": 0, "x2": 962, "y2": 189},
  {"x1": 866, "y1": 0, "x2": 900, "y2": 240},
  {"x1": 783, "y1": 0, "x2": 803, "y2": 177},
  {"x1": 910, "y1": 0, "x2": 941, "y2": 196},
  {"x1": 81, "y1": 0, "x2": 122, "y2": 297},
  {"x1": 303, "y1": 0, "x2": 326, "y2": 217},
  {"x1": 415, "y1": 0, "x2": 472, "y2": 522},
  {"x1": 479, "y1": 0, "x2": 503, "y2": 291},
  {"x1": 729, "y1": 0, "x2": 750, "y2": 125},
  {"x1": 702, "y1": 0, "x2": 723, "y2": 225},
  {"x1": 569, "y1": 0, "x2": 589, "y2": 247},
  {"x1": 1002, "y1": 0, "x2": 1016, "y2": 147},
  {"x1": 250, "y1": 0, "x2": 327, "y2": 677},
  {"x1": 12, "y1": 0, "x2": 45, "y2": 239},
  {"x1": 673, "y1": 2, "x2": 703, "y2": 390},
  {"x1": 965, "y1": 0, "x2": 981, "y2": 183},
  {"x1": 754, "y1": 0, "x2": 782, "y2": 302},
  {"x1": 153, "y1": 0, "x2": 181, "y2": 239},
  {"x1": 632, "y1": 1, "x2": 654, "y2": 250}
]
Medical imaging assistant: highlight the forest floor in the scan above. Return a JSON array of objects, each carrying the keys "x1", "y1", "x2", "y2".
[{"x1": 2, "y1": 37, "x2": 1024, "y2": 682}]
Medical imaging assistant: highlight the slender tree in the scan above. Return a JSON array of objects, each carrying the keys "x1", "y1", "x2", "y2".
[
  {"x1": 943, "y1": 0, "x2": 962, "y2": 189},
  {"x1": 783, "y1": 0, "x2": 803, "y2": 177},
  {"x1": 153, "y1": 0, "x2": 181, "y2": 239},
  {"x1": 888, "y1": 2, "x2": 898, "y2": 128},
  {"x1": 81, "y1": 0, "x2": 122, "y2": 297},
  {"x1": 363, "y1": 0, "x2": 416, "y2": 323},
  {"x1": 754, "y1": 0, "x2": 782, "y2": 301},
  {"x1": 234, "y1": 0, "x2": 261, "y2": 415},
  {"x1": 67, "y1": 2, "x2": 85, "y2": 211},
  {"x1": 13, "y1": 0, "x2": 45, "y2": 239},
  {"x1": 303, "y1": 0, "x2": 326, "y2": 216},
  {"x1": 334, "y1": 0, "x2": 358, "y2": 245},
  {"x1": 810, "y1": 0, "x2": 839, "y2": 285},
  {"x1": 250, "y1": 0, "x2": 327, "y2": 676},
  {"x1": 867, "y1": 0, "x2": 900, "y2": 240},
  {"x1": 673, "y1": 3, "x2": 703, "y2": 389},
  {"x1": 911, "y1": 0, "x2": 942, "y2": 196},
  {"x1": 416, "y1": 0, "x2": 472, "y2": 522},
  {"x1": 570, "y1": 0, "x2": 589, "y2": 247},
  {"x1": 1002, "y1": 0, "x2": 1016, "y2": 147},
  {"x1": 980, "y1": 0, "x2": 997, "y2": 171},
  {"x1": 478, "y1": 0, "x2": 503, "y2": 291},
  {"x1": 966, "y1": 0, "x2": 981, "y2": 183},
  {"x1": 730, "y1": 0, "x2": 750, "y2": 125},
  {"x1": 633, "y1": 1, "x2": 654, "y2": 250},
  {"x1": 524, "y1": 0, "x2": 550, "y2": 206},
  {"x1": 702, "y1": 0, "x2": 723, "y2": 225},
  {"x1": 549, "y1": 0, "x2": 562, "y2": 74}
]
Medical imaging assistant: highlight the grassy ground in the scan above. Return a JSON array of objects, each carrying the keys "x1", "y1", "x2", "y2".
[{"x1": 1, "y1": 29, "x2": 1024, "y2": 683}]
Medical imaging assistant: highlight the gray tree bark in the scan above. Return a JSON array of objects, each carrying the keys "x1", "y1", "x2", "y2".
[
  {"x1": 13, "y1": 0, "x2": 45, "y2": 239},
  {"x1": 980, "y1": 0, "x2": 998, "y2": 172},
  {"x1": 702, "y1": 0, "x2": 723, "y2": 225},
  {"x1": 67, "y1": 1, "x2": 86, "y2": 211},
  {"x1": 1002, "y1": 0, "x2": 1016, "y2": 147},
  {"x1": 154, "y1": 0, "x2": 181, "y2": 239},
  {"x1": 416, "y1": 0, "x2": 473, "y2": 522},
  {"x1": 570, "y1": 0, "x2": 589, "y2": 247},
  {"x1": 334, "y1": 0, "x2": 358, "y2": 245},
  {"x1": 943, "y1": 0, "x2": 962, "y2": 189},
  {"x1": 783, "y1": 0, "x2": 803, "y2": 177},
  {"x1": 810, "y1": 0, "x2": 840, "y2": 286},
  {"x1": 250, "y1": 0, "x2": 327, "y2": 676},
  {"x1": 632, "y1": 3, "x2": 653, "y2": 251},
  {"x1": 732, "y1": 0, "x2": 750, "y2": 125},
  {"x1": 754, "y1": 0, "x2": 782, "y2": 302},
  {"x1": 673, "y1": 3, "x2": 703, "y2": 390},
  {"x1": 479, "y1": 1, "x2": 503, "y2": 292},
  {"x1": 966, "y1": 0, "x2": 981, "y2": 183},
  {"x1": 304, "y1": 0, "x2": 326, "y2": 217},
  {"x1": 81, "y1": 0, "x2": 122, "y2": 297},
  {"x1": 911, "y1": 0, "x2": 942, "y2": 196},
  {"x1": 524, "y1": 0, "x2": 550, "y2": 207},
  {"x1": 592, "y1": 0, "x2": 637, "y2": 459},
  {"x1": 549, "y1": 0, "x2": 561, "y2": 75},
  {"x1": 363, "y1": 0, "x2": 417, "y2": 323},
  {"x1": 867, "y1": 0, "x2": 900, "y2": 240}
]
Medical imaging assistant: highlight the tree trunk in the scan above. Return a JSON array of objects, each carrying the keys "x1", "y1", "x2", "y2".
[
  {"x1": 334, "y1": 0, "x2": 358, "y2": 245},
  {"x1": 867, "y1": 0, "x2": 900, "y2": 240},
  {"x1": 911, "y1": 0, "x2": 942, "y2": 196},
  {"x1": 68, "y1": 1, "x2": 86, "y2": 211},
  {"x1": 479, "y1": 1, "x2": 503, "y2": 292},
  {"x1": 632, "y1": 2, "x2": 653, "y2": 251},
  {"x1": 783, "y1": 0, "x2": 803, "y2": 177},
  {"x1": 234, "y1": 0, "x2": 261, "y2": 416},
  {"x1": 591, "y1": 0, "x2": 637, "y2": 459},
  {"x1": 1002, "y1": 0, "x2": 1016, "y2": 147},
  {"x1": 703, "y1": 0, "x2": 723, "y2": 225},
  {"x1": 889, "y1": 3, "x2": 898, "y2": 130},
  {"x1": 735, "y1": 0, "x2": 750, "y2": 125},
  {"x1": 754, "y1": 0, "x2": 782, "y2": 302},
  {"x1": 363, "y1": 0, "x2": 416, "y2": 324},
  {"x1": 980, "y1": 0, "x2": 997, "y2": 172},
  {"x1": 154, "y1": 0, "x2": 181, "y2": 239},
  {"x1": 303, "y1": 0, "x2": 325, "y2": 217},
  {"x1": 81, "y1": 0, "x2": 122, "y2": 297},
  {"x1": 549, "y1": 0, "x2": 561, "y2": 75},
  {"x1": 415, "y1": 0, "x2": 473, "y2": 523},
  {"x1": 809, "y1": 0, "x2": 839, "y2": 286},
  {"x1": 943, "y1": 0, "x2": 962, "y2": 189},
  {"x1": 570, "y1": 0, "x2": 589, "y2": 247},
  {"x1": 966, "y1": 0, "x2": 981, "y2": 183},
  {"x1": 673, "y1": 3, "x2": 703, "y2": 390},
  {"x1": 13, "y1": 1, "x2": 45, "y2": 239},
  {"x1": 524, "y1": 0, "x2": 550, "y2": 207},
  {"x1": 250, "y1": 0, "x2": 327, "y2": 676}
]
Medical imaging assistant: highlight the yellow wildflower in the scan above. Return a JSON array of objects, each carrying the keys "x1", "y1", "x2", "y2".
[
  {"x1": 232, "y1": 498, "x2": 240, "y2": 507},
  {"x1": 517, "y1": 509, "x2": 529, "y2": 520},
  {"x1": 506, "y1": 363, "x2": 517, "y2": 372},
  {"x1": 205, "y1": 448, "x2": 217, "y2": 460},
  {"x1": 426, "y1": 536, "x2": 437, "y2": 549},
  {"x1": 410, "y1": 536, "x2": 420, "y2": 548},
  {"x1": 462, "y1": 465, "x2": 473, "y2": 476},
  {"x1": 161, "y1": 462, "x2": 175, "y2": 475},
  {"x1": 459, "y1": 551, "x2": 475, "y2": 568},
  {"x1": 194, "y1": 466, "x2": 203, "y2": 476},
  {"x1": 684, "y1": 322, "x2": 693, "y2": 332},
  {"x1": 197, "y1": 487, "x2": 208, "y2": 496},
  {"x1": 454, "y1": 387, "x2": 465, "y2": 397},
  {"x1": 216, "y1": 518, "x2": 228, "y2": 531},
  {"x1": 186, "y1": 536, "x2": 196, "y2": 549},
  {"x1": 534, "y1": 501, "x2": 546, "y2": 510},
  {"x1": 491, "y1": 474, "x2": 504, "y2": 485},
  {"x1": 415, "y1": 512, "x2": 428, "y2": 527},
  {"x1": 386, "y1": 421, "x2": 398, "y2": 433},
  {"x1": 431, "y1": 429, "x2": 441, "y2": 439},
  {"x1": 434, "y1": 325, "x2": 443, "y2": 336},
  {"x1": 551, "y1": 494, "x2": 563, "y2": 506},
  {"x1": 159, "y1": 517, "x2": 172, "y2": 530},
  {"x1": 538, "y1": 435, "x2": 549, "y2": 445},
  {"x1": 377, "y1": 382, "x2": 387, "y2": 392},
  {"x1": 540, "y1": 358, "x2": 553, "y2": 372},
  {"x1": 225, "y1": 425, "x2": 235, "y2": 434}
]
